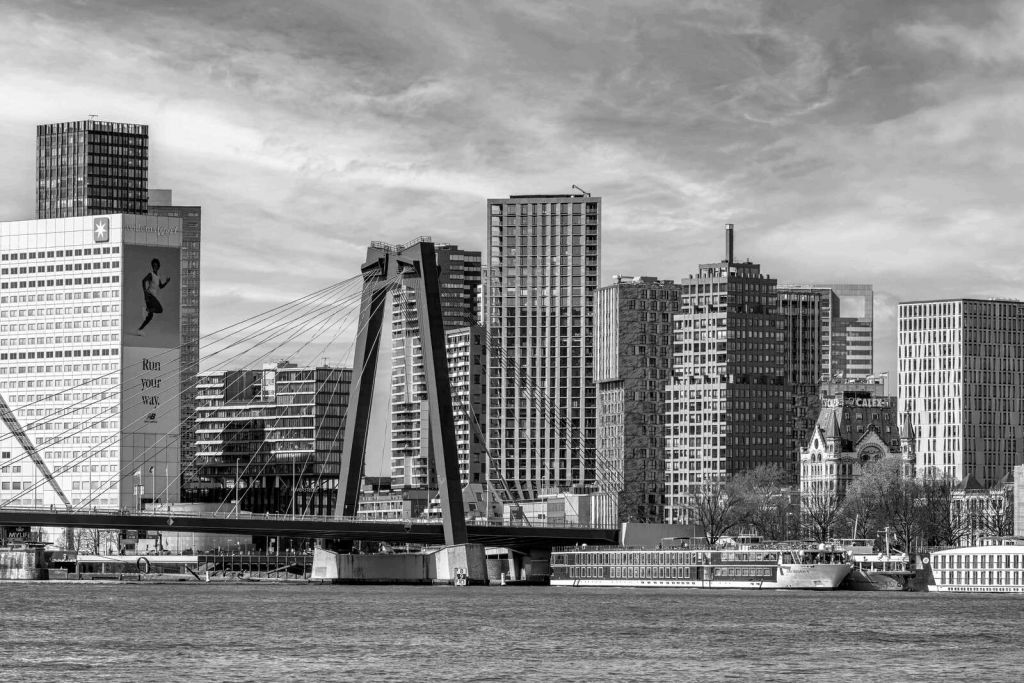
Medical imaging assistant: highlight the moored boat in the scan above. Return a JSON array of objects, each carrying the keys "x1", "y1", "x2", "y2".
[
  {"x1": 925, "y1": 542, "x2": 1024, "y2": 593},
  {"x1": 550, "y1": 544, "x2": 851, "y2": 590},
  {"x1": 834, "y1": 537, "x2": 914, "y2": 591}
]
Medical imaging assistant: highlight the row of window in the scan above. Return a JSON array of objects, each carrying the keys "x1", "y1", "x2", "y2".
[
  {"x1": 2, "y1": 246, "x2": 119, "y2": 261},
  {"x1": 0, "y1": 348, "x2": 118, "y2": 360},
  {"x1": 933, "y1": 553, "x2": 1024, "y2": 570}
]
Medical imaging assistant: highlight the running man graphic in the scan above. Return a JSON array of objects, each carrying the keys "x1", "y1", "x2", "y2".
[{"x1": 137, "y1": 258, "x2": 172, "y2": 336}]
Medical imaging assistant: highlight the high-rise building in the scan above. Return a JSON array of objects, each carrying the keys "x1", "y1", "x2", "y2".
[
  {"x1": 898, "y1": 299, "x2": 1024, "y2": 486},
  {"x1": 595, "y1": 275, "x2": 681, "y2": 523},
  {"x1": 822, "y1": 284, "x2": 874, "y2": 379},
  {"x1": 446, "y1": 324, "x2": 486, "y2": 487},
  {"x1": 147, "y1": 190, "x2": 201, "y2": 491},
  {"x1": 36, "y1": 120, "x2": 149, "y2": 219},
  {"x1": 778, "y1": 284, "x2": 874, "y2": 380},
  {"x1": 664, "y1": 225, "x2": 789, "y2": 524},
  {"x1": 777, "y1": 289, "x2": 828, "y2": 385},
  {"x1": 485, "y1": 193, "x2": 601, "y2": 500},
  {"x1": 389, "y1": 242, "x2": 481, "y2": 490},
  {"x1": 777, "y1": 289, "x2": 829, "y2": 468},
  {"x1": 187, "y1": 362, "x2": 352, "y2": 515},
  {"x1": 0, "y1": 214, "x2": 190, "y2": 511}
]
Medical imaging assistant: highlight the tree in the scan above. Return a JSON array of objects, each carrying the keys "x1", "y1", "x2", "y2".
[
  {"x1": 983, "y1": 487, "x2": 1015, "y2": 538},
  {"x1": 918, "y1": 469, "x2": 967, "y2": 547},
  {"x1": 732, "y1": 465, "x2": 796, "y2": 541},
  {"x1": 844, "y1": 456, "x2": 922, "y2": 552},
  {"x1": 64, "y1": 528, "x2": 120, "y2": 554},
  {"x1": 687, "y1": 476, "x2": 747, "y2": 547},
  {"x1": 801, "y1": 488, "x2": 845, "y2": 542}
]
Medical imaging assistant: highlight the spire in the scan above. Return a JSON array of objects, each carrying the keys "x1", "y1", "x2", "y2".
[
  {"x1": 899, "y1": 413, "x2": 916, "y2": 441},
  {"x1": 824, "y1": 411, "x2": 841, "y2": 439}
]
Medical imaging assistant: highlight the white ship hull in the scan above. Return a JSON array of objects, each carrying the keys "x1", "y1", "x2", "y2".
[
  {"x1": 551, "y1": 563, "x2": 850, "y2": 590},
  {"x1": 928, "y1": 584, "x2": 1024, "y2": 593},
  {"x1": 925, "y1": 545, "x2": 1024, "y2": 593}
]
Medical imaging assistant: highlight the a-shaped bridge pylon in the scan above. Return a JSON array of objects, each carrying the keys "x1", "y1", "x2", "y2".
[{"x1": 0, "y1": 392, "x2": 72, "y2": 510}]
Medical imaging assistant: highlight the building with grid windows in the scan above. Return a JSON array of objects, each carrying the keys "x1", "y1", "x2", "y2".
[
  {"x1": 445, "y1": 324, "x2": 486, "y2": 487},
  {"x1": 185, "y1": 362, "x2": 351, "y2": 516},
  {"x1": 148, "y1": 189, "x2": 201, "y2": 491},
  {"x1": 898, "y1": 299, "x2": 1024, "y2": 486},
  {"x1": 36, "y1": 120, "x2": 149, "y2": 219},
  {"x1": 777, "y1": 284, "x2": 874, "y2": 380},
  {"x1": 0, "y1": 214, "x2": 189, "y2": 511},
  {"x1": 664, "y1": 225, "x2": 790, "y2": 524},
  {"x1": 389, "y1": 243, "x2": 481, "y2": 490},
  {"x1": 485, "y1": 193, "x2": 601, "y2": 501},
  {"x1": 595, "y1": 275, "x2": 681, "y2": 523}
]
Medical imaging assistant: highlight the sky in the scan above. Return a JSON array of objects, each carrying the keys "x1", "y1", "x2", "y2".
[{"x1": 1, "y1": 0, "x2": 1022, "y2": 379}]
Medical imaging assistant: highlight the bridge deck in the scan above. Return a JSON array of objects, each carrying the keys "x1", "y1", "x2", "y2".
[{"x1": 0, "y1": 509, "x2": 619, "y2": 549}]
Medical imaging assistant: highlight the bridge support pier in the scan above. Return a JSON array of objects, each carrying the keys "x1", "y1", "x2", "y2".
[
  {"x1": 432, "y1": 543, "x2": 486, "y2": 585},
  {"x1": 521, "y1": 547, "x2": 552, "y2": 583},
  {"x1": 310, "y1": 543, "x2": 487, "y2": 584}
]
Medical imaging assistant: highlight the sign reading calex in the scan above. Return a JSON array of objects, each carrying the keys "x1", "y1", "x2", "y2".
[{"x1": 822, "y1": 397, "x2": 893, "y2": 409}]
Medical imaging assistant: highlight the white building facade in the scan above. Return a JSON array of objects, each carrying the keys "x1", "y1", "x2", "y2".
[
  {"x1": 0, "y1": 214, "x2": 187, "y2": 511},
  {"x1": 898, "y1": 299, "x2": 1024, "y2": 486}
]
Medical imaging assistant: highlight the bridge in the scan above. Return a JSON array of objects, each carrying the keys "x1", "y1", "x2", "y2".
[
  {"x1": 0, "y1": 507, "x2": 617, "y2": 550},
  {"x1": 0, "y1": 239, "x2": 626, "y2": 563}
]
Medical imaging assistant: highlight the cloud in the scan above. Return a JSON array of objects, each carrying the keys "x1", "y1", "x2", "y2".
[
  {"x1": 0, "y1": 0, "x2": 1020, "y2": 382},
  {"x1": 899, "y1": 1, "x2": 1024, "y2": 65}
]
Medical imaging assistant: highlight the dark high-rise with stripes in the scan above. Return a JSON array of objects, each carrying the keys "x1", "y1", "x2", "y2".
[{"x1": 36, "y1": 120, "x2": 149, "y2": 219}]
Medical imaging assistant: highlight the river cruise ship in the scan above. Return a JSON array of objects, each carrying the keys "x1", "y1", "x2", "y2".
[
  {"x1": 927, "y1": 544, "x2": 1024, "y2": 593},
  {"x1": 550, "y1": 545, "x2": 851, "y2": 590}
]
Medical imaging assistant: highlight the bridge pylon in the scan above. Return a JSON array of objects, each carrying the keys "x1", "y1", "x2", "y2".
[{"x1": 333, "y1": 239, "x2": 467, "y2": 546}]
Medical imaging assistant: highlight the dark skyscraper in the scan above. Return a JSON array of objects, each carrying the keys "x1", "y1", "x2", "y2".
[
  {"x1": 664, "y1": 225, "x2": 790, "y2": 524},
  {"x1": 595, "y1": 275, "x2": 681, "y2": 523},
  {"x1": 36, "y1": 120, "x2": 149, "y2": 218}
]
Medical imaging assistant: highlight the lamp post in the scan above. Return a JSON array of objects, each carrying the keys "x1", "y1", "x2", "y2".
[{"x1": 234, "y1": 458, "x2": 239, "y2": 518}]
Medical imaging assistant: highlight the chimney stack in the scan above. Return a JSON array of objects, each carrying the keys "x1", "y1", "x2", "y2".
[{"x1": 725, "y1": 223, "x2": 734, "y2": 264}]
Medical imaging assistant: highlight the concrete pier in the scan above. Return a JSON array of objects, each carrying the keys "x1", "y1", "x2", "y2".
[
  {"x1": 0, "y1": 545, "x2": 48, "y2": 580},
  {"x1": 311, "y1": 543, "x2": 487, "y2": 584}
]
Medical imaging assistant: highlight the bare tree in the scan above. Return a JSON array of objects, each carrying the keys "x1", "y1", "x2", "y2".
[
  {"x1": 800, "y1": 488, "x2": 845, "y2": 542},
  {"x1": 845, "y1": 456, "x2": 922, "y2": 552},
  {"x1": 68, "y1": 528, "x2": 120, "y2": 554},
  {"x1": 983, "y1": 487, "x2": 1015, "y2": 538},
  {"x1": 687, "y1": 476, "x2": 747, "y2": 547},
  {"x1": 919, "y1": 470, "x2": 967, "y2": 547},
  {"x1": 732, "y1": 465, "x2": 796, "y2": 540}
]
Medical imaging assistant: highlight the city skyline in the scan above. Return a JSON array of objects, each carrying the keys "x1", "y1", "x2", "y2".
[{"x1": 1, "y1": 1, "x2": 1022, "y2": 379}]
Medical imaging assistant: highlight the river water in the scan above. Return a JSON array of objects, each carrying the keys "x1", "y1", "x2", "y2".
[{"x1": 1, "y1": 583, "x2": 1021, "y2": 681}]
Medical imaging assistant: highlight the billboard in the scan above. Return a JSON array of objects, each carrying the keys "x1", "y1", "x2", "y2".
[
  {"x1": 121, "y1": 245, "x2": 181, "y2": 435},
  {"x1": 122, "y1": 245, "x2": 180, "y2": 348}
]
